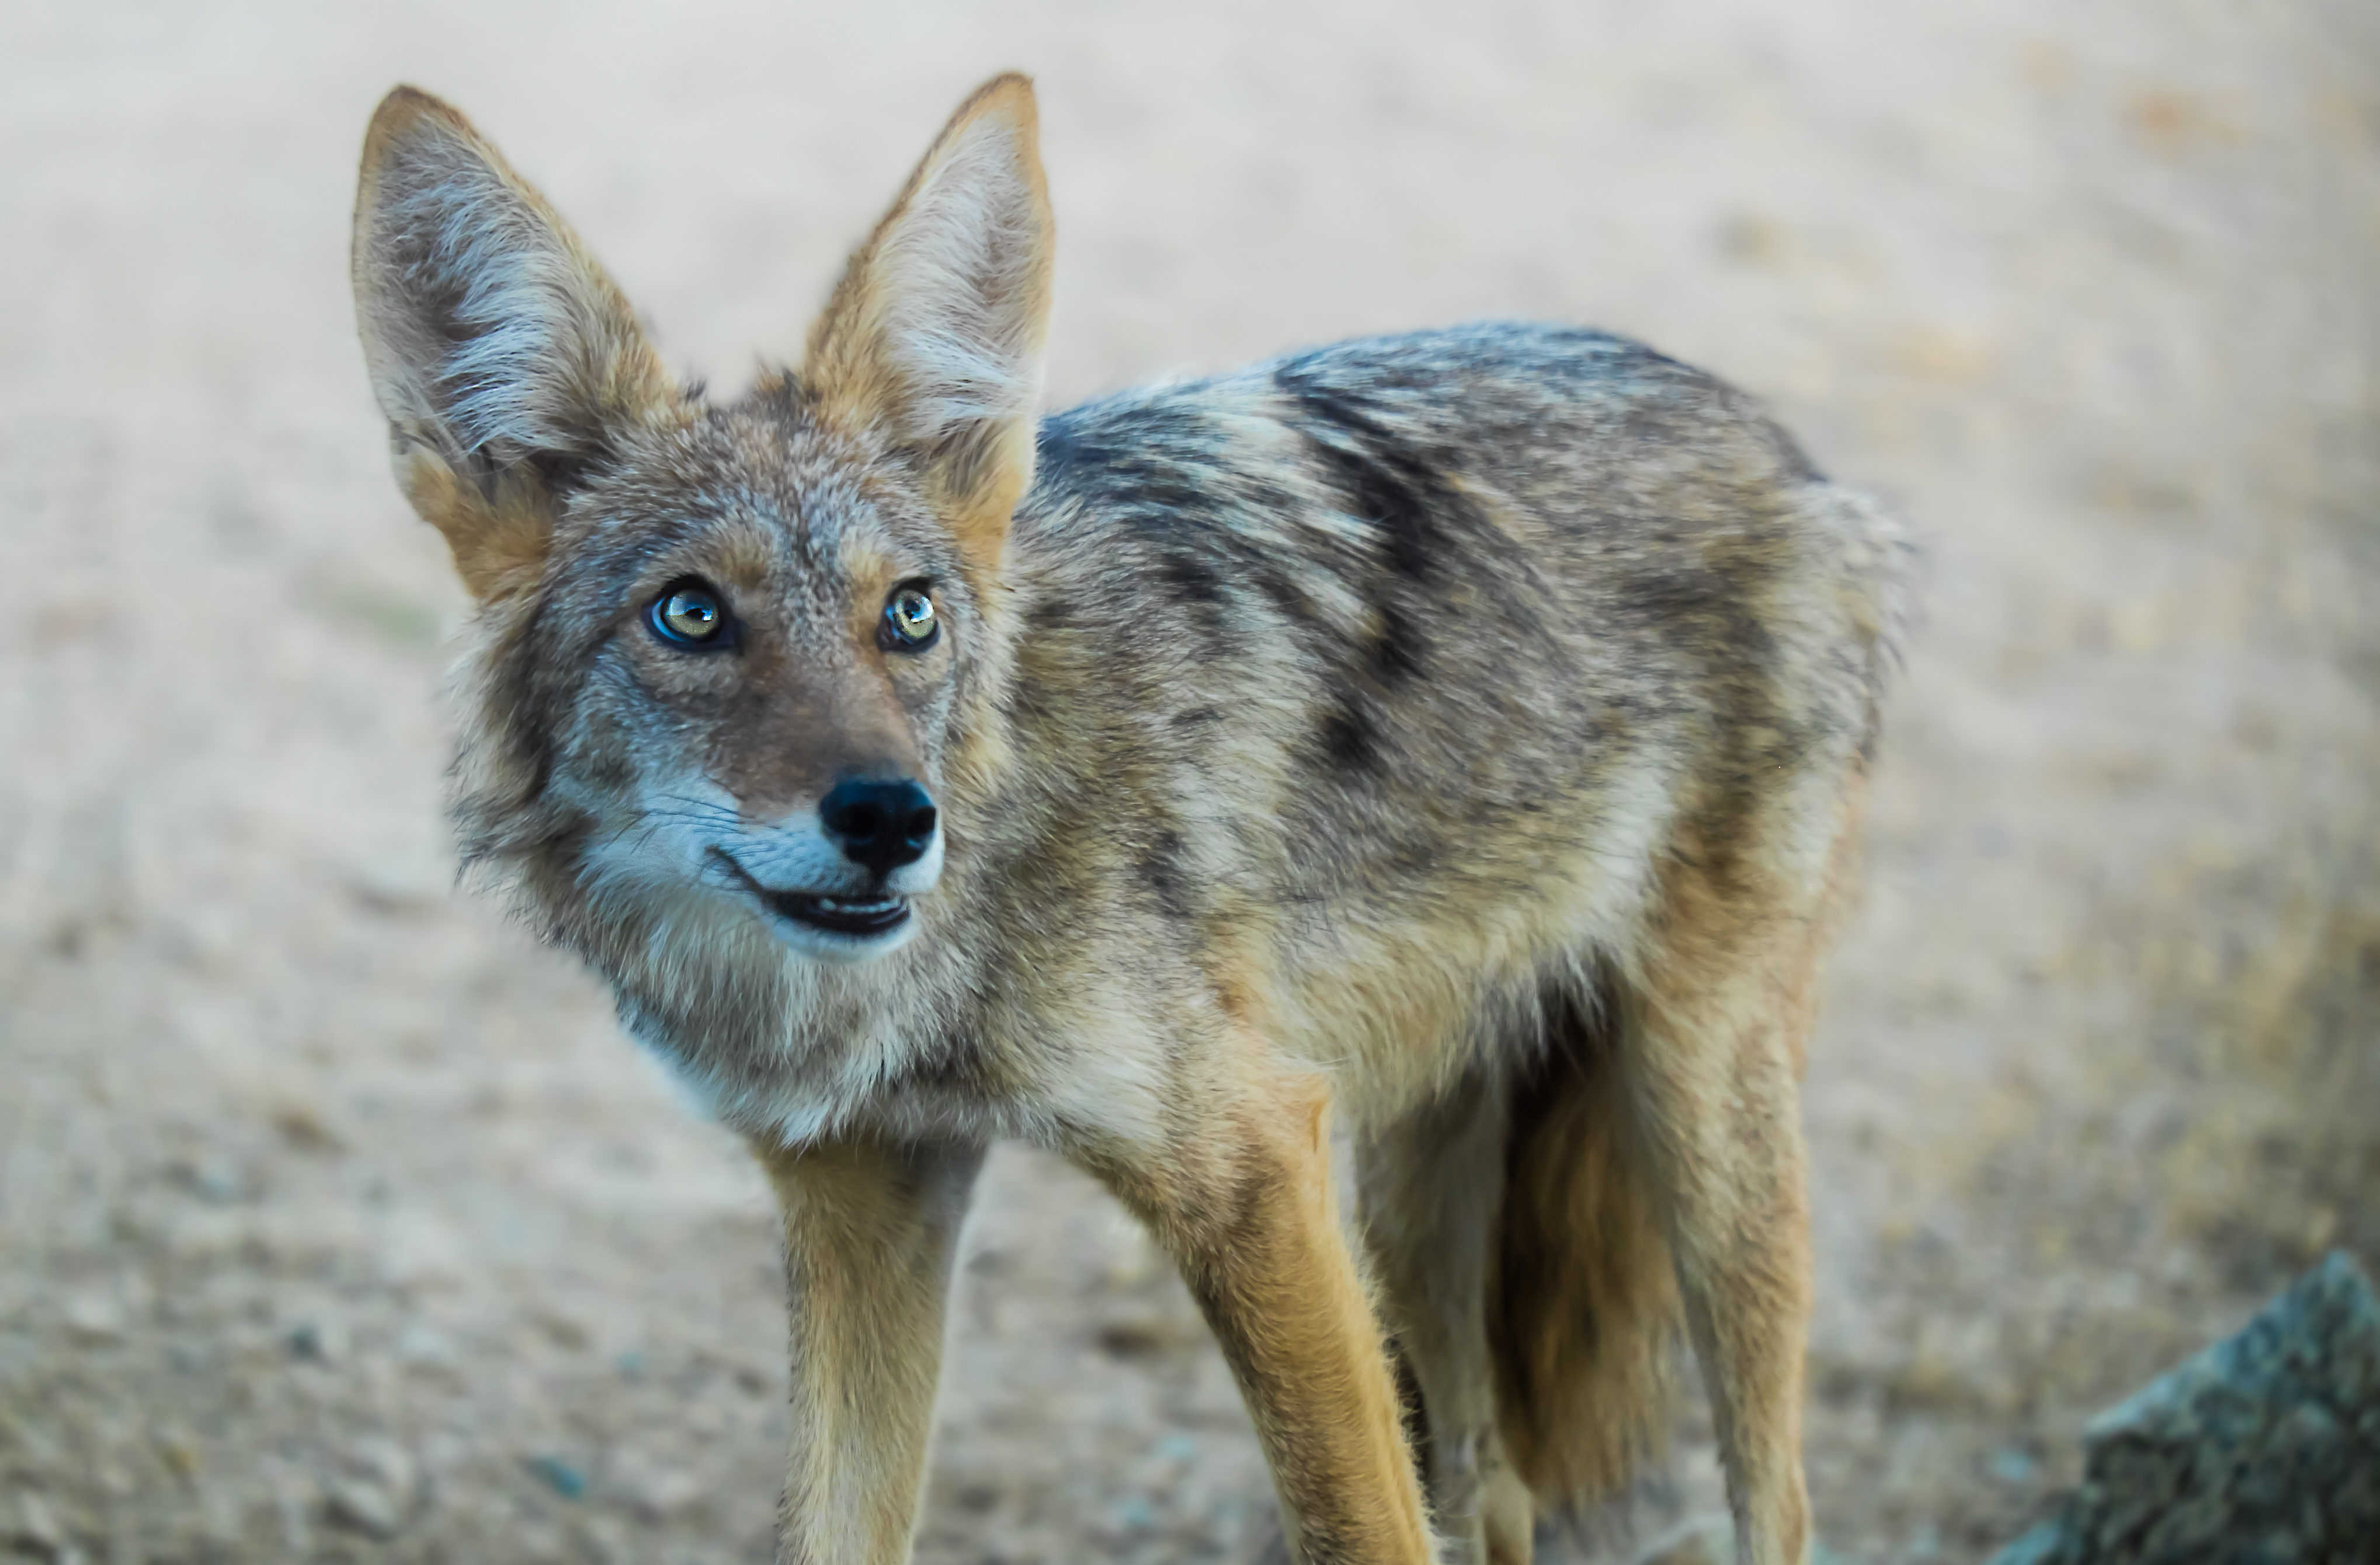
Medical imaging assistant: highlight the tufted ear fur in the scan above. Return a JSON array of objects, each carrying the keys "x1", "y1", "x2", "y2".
[
  {"x1": 352, "y1": 86, "x2": 677, "y2": 601},
  {"x1": 802, "y1": 74, "x2": 1055, "y2": 577}
]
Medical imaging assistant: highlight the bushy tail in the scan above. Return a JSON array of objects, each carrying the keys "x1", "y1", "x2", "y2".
[{"x1": 1487, "y1": 982, "x2": 1681, "y2": 1511}]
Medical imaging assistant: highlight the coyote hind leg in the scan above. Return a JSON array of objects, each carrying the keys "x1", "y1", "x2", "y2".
[
  {"x1": 1622, "y1": 957, "x2": 1819, "y2": 1565},
  {"x1": 1356, "y1": 1070, "x2": 1535, "y2": 1565}
]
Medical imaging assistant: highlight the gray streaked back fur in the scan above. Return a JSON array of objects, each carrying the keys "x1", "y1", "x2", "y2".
[{"x1": 1000, "y1": 321, "x2": 1903, "y2": 1004}]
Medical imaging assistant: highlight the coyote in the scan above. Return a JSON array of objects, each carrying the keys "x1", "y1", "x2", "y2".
[{"x1": 352, "y1": 73, "x2": 1906, "y2": 1565}]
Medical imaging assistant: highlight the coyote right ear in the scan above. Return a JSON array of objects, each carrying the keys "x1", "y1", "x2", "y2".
[
  {"x1": 802, "y1": 75, "x2": 1055, "y2": 581},
  {"x1": 351, "y1": 86, "x2": 676, "y2": 601}
]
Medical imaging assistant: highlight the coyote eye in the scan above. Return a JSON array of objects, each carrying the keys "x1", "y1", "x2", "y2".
[
  {"x1": 648, "y1": 581, "x2": 728, "y2": 647},
  {"x1": 881, "y1": 586, "x2": 939, "y2": 652}
]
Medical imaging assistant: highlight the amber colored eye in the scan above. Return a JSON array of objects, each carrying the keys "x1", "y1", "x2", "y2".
[
  {"x1": 649, "y1": 583, "x2": 728, "y2": 647},
  {"x1": 882, "y1": 587, "x2": 939, "y2": 651}
]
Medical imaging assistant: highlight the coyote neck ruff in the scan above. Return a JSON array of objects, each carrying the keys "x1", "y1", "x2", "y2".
[{"x1": 355, "y1": 72, "x2": 1907, "y2": 1565}]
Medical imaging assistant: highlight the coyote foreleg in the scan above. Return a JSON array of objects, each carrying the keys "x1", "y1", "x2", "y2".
[
  {"x1": 752, "y1": 1134, "x2": 985, "y2": 1565},
  {"x1": 1097, "y1": 1065, "x2": 1437, "y2": 1565}
]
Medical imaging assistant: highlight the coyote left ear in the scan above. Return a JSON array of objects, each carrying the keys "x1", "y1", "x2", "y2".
[
  {"x1": 803, "y1": 74, "x2": 1055, "y2": 576},
  {"x1": 352, "y1": 86, "x2": 677, "y2": 601}
]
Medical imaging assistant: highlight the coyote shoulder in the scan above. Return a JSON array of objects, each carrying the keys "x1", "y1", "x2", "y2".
[{"x1": 352, "y1": 72, "x2": 1908, "y2": 1565}]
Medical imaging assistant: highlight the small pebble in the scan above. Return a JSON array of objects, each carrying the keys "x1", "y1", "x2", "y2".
[
  {"x1": 178, "y1": 1158, "x2": 245, "y2": 1205},
  {"x1": 1989, "y1": 1446, "x2": 2037, "y2": 1484},
  {"x1": 61, "y1": 1295, "x2": 124, "y2": 1344},
  {"x1": 526, "y1": 1455, "x2": 586, "y2": 1500},
  {"x1": 627, "y1": 1469, "x2": 703, "y2": 1521},
  {"x1": 287, "y1": 1320, "x2": 348, "y2": 1363},
  {"x1": 394, "y1": 1321, "x2": 454, "y2": 1366},
  {"x1": 324, "y1": 1477, "x2": 402, "y2": 1539},
  {"x1": 352, "y1": 1438, "x2": 416, "y2": 1500},
  {"x1": 16, "y1": 1492, "x2": 64, "y2": 1548}
]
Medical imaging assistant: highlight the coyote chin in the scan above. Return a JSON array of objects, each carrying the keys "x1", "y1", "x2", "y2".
[{"x1": 351, "y1": 72, "x2": 1906, "y2": 1565}]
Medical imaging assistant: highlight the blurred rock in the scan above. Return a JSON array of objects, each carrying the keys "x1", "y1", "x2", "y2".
[
  {"x1": 323, "y1": 1477, "x2": 402, "y2": 1539},
  {"x1": 1989, "y1": 1251, "x2": 2380, "y2": 1564},
  {"x1": 171, "y1": 1156, "x2": 248, "y2": 1205},
  {"x1": 350, "y1": 1438, "x2": 418, "y2": 1505},
  {"x1": 394, "y1": 1319, "x2": 456, "y2": 1367},
  {"x1": 267, "y1": 1100, "x2": 343, "y2": 1153},
  {"x1": 526, "y1": 1455, "x2": 588, "y2": 1500},
  {"x1": 12, "y1": 1491, "x2": 64, "y2": 1550},
  {"x1": 59, "y1": 1295, "x2": 124, "y2": 1344},
  {"x1": 349, "y1": 851, "x2": 448, "y2": 915},
  {"x1": 285, "y1": 1318, "x2": 347, "y2": 1363},
  {"x1": 1990, "y1": 1447, "x2": 2040, "y2": 1486},
  {"x1": 621, "y1": 1466, "x2": 704, "y2": 1522}
]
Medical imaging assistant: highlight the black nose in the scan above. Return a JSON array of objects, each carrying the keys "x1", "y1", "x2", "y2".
[{"x1": 818, "y1": 778, "x2": 938, "y2": 876}]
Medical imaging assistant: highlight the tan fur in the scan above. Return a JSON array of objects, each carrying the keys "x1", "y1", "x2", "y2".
[
  {"x1": 1101, "y1": 1063, "x2": 1437, "y2": 1564},
  {"x1": 804, "y1": 74, "x2": 1054, "y2": 585},
  {"x1": 353, "y1": 86, "x2": 689, "y2": 602},
  {"x1": 388, "y1": 442, "x2": 553, "y2": 601},
  {"x1": 750, "y1": 1134, "x2": 985, "y2": 1564},
  {"x1": 350, "y1": 72, "x2": 1910, "y2": 1565}
]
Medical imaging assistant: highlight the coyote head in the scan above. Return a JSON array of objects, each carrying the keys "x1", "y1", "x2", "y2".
[{"x1": 351, "y1": 77, "x2": 1052, "y2": 966}]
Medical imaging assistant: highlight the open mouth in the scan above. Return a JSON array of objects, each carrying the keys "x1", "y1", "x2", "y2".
[
  {"x1": 758, "y1": 889, "x2": 910, "y2": 938},
  {"x1": 710, "y1": 849, "x2": 911, "y2": 940}
]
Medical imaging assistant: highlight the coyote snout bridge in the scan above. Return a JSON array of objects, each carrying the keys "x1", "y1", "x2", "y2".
[{"x1": 351, "y1": 71, "x2": 1909, "y2": 1565}]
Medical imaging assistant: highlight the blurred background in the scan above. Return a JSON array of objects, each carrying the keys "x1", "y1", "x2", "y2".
[{"x1": 1, "y1": 3, "x2": 2374, "y2": 1561}]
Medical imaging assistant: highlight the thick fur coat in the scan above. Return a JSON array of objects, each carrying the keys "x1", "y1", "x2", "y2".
[{"x1": 352, "y1": 74, "x2": 1909, "y2": 1565}]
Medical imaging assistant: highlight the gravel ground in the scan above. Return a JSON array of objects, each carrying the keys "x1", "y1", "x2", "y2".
[{"x1": 2, "y1": 4, "x2": 2375, "y2": 1561}]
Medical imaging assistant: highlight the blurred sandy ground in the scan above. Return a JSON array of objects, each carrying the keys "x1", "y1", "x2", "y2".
[{"x1": 1, "y1": 2, "x2": 2374, "y2": 1561}]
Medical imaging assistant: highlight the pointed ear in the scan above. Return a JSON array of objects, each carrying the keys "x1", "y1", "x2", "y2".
[
  {"x1": 352, "y1": 86, "x2": 677, "y2": 600},
  {"x1": 802, "y1": 74, "x2": 1055, "y2": 574}
]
